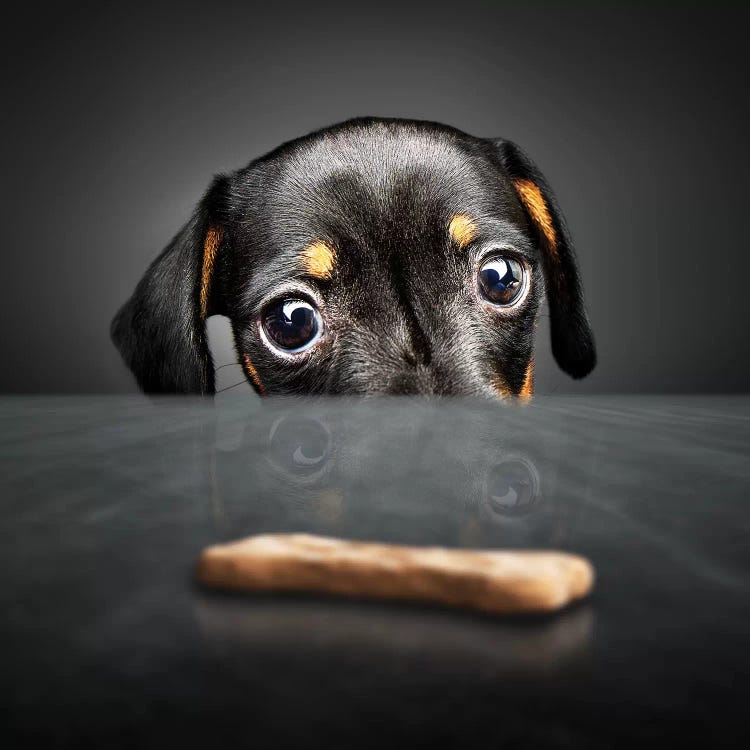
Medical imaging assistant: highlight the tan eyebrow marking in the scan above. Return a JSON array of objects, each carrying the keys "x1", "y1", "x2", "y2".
[
  {"x1": 448, "y1": 214, "x2": 478, "y2": 249},
  {"x1": 513, "y1": 179, "x2": 557, "y2": 256},
  {"x1": 243, "y1": 354, "x2": 266, "y2": 396},
  {"x1": 519, "y1": 359, "x2": 534, "y2": 402},
  {"x1": 200, "y1": 225, "x2": 223, "y2": 319},
  {"x1": 301, "y1": 240, "x2": 336, "y2": 280}
]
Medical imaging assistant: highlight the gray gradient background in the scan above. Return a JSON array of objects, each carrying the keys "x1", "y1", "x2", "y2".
[{"x1": 2, "y1": 1, "x2": 748, "y2": 394}]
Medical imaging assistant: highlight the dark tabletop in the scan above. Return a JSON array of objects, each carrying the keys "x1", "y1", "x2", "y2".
[{"x1": 1, "y1": 395, "x2": 748, "y2": 748}]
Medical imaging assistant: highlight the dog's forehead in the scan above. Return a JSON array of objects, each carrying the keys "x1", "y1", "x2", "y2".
[
  {"x1": 241, "y1": 122, "x2": 520, "y2": 248},
  {"x1": 283, "y1": 125, "x2": 506, "y2": 216},
  {"x1": 286, "y1": 124, "x2": 481, "y2": 189}
]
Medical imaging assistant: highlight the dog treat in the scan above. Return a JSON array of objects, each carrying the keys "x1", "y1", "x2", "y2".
[{"x1": 195, "y1": 533, "x2": 594, "y2": 615}]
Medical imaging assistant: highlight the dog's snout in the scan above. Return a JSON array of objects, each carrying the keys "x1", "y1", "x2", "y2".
[
  {"x1": 386, "y1": 249, "x2": 433, "y2": 369},
  {"x1": 402, "y1": 316, "x2": 432, "y2": 368},
  {"x1": 385, "y1": 366, "x2": 435, "y2": 395}
]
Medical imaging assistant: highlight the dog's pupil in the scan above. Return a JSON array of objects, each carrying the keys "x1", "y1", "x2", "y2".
[
  {"x1": 478, "y1": 257, "x2": 523, "y2": 306},
  {"x1": 290, "y1": 307, "x2": 309, "y2": 327},
  {"x1": 264, "y1": 299, "x2": 319, "y2": 351}
]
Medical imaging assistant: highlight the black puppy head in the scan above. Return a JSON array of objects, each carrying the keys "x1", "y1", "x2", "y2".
[{"x1": 112, "y1": 118, "x2": 595, "y2": 396}]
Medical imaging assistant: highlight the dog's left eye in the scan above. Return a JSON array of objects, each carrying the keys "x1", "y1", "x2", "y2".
[
  {"x1": 262, "y1": 299, "x2": 322, "y2": 353},
  {"x1": 477, "y1": 256, "x2": 525, "y2": 306}
]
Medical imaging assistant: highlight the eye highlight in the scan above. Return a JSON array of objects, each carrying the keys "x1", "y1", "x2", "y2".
[
  {"x1": 477, "y1": 256, "x2": 526, "y2": 306},
  {"x1": 262, "y1": 298, "x2": 322, "y2": 353}
]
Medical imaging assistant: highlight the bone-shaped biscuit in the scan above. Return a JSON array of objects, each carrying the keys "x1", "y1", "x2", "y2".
[{"x1": 195, "y1": 534, "x2": 594, "y2": 615}]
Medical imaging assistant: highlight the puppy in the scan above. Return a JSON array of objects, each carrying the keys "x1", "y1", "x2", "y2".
[{"x1": 111, "y1": 117, "x2": 595, "y2": 397}]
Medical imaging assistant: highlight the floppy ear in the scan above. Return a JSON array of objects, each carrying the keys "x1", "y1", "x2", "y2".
[
  {"x1": 111, "y1": 176, "x2": 230, "y2": 394},
  {"x1": 490, "y1": 138, "x2": 596, "y2": 379}
]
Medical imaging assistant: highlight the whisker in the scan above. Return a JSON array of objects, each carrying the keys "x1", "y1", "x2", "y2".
[
  {"x1": 214, "y1": 362, "x2": 242, "y2": 372},
  {"x1": 216, "y1": 379, "x2": 250, "y2": 393}
]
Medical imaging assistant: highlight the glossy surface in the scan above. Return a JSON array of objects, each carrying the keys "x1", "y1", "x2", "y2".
[{"x1": 2, "y1": 395, "x2": 748, "y2": 747}]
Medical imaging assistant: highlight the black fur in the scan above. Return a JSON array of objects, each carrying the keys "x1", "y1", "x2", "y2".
[
  {"x1": 112, "y1": 117, "x2": 596, "y2": 396},
  {"x1": 490, "y1": 138, "x2": 596, "y2": 378}
]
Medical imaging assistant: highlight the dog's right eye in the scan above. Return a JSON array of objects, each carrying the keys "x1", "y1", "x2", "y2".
[{"x1": 262, "y1": 299, "x2": 322, "y2": 353}]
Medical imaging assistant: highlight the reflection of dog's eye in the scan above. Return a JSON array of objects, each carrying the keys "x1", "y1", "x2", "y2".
[
  {"x1": 269, "y1": 416, "x2": 330, "y2": 475},
  {"x1": 486, "y1": 459, "x2": 538, "y2": 515},
  {"x1": 478, "y1": 257, "x2": 525, "y2": 306},
  {"x1": 262, "y1": 299, "x2": 322, "y2": 353}
]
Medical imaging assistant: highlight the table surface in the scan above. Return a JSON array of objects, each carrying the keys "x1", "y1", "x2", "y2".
[{"x1": 2, "y1": 394, "x2": 749, "y2": 747}]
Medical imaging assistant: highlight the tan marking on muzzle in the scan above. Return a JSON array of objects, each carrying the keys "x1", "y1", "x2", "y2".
[
  {"x1": 243, "y1": 354, "x2": 266, "y2": 396},
  {"x1": 519, "y1": 359, "x2": 534, "y2": 402}
]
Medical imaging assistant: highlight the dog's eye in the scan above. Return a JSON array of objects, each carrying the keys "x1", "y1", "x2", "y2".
[
  {"x1": 262, "y1": 299, "x2": 322, "y2": 353},
  {"x1": 268, "y1": 416, "x2": 331, "y2": 478},
  {"x1": 478, "y1": 256, "x2": 525, "y2": 306},
  {"x1": 485, "y1": 457, "x2": 540, "y2": 517}
]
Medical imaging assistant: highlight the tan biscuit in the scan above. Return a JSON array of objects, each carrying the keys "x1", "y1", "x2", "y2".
[{"x1": 195, "y1": 533, "x2": 594, "y2": 615}]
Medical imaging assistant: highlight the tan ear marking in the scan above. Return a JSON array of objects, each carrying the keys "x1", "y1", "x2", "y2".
[
  {"x1": 519, "y1": 359, "x2": 534, "y2": 402},
  {"x1": 301, "y1": 240, "x2": 336, "y2": 280},
  {"x1": 513, "y1": 179, "x2": 557, "y2": 256},
  {"x1": 200, "y1": 225, "x2": 223, "y2": 319},
  {"x1": 448, "y1": 214, "x2": 478, "y2": 250},
  {"x1": 243, "y1": 354, "x2": 266, "y2": 396}
]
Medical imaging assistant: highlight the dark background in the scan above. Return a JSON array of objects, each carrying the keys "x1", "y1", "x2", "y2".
[{"x1": 2, "y1": 0, "x2": 748, "y2": 394}]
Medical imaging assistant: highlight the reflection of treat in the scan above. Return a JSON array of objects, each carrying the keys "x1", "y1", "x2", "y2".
[{"x1": 196, "y1": 533, "x2": 594, "y2": 615}]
